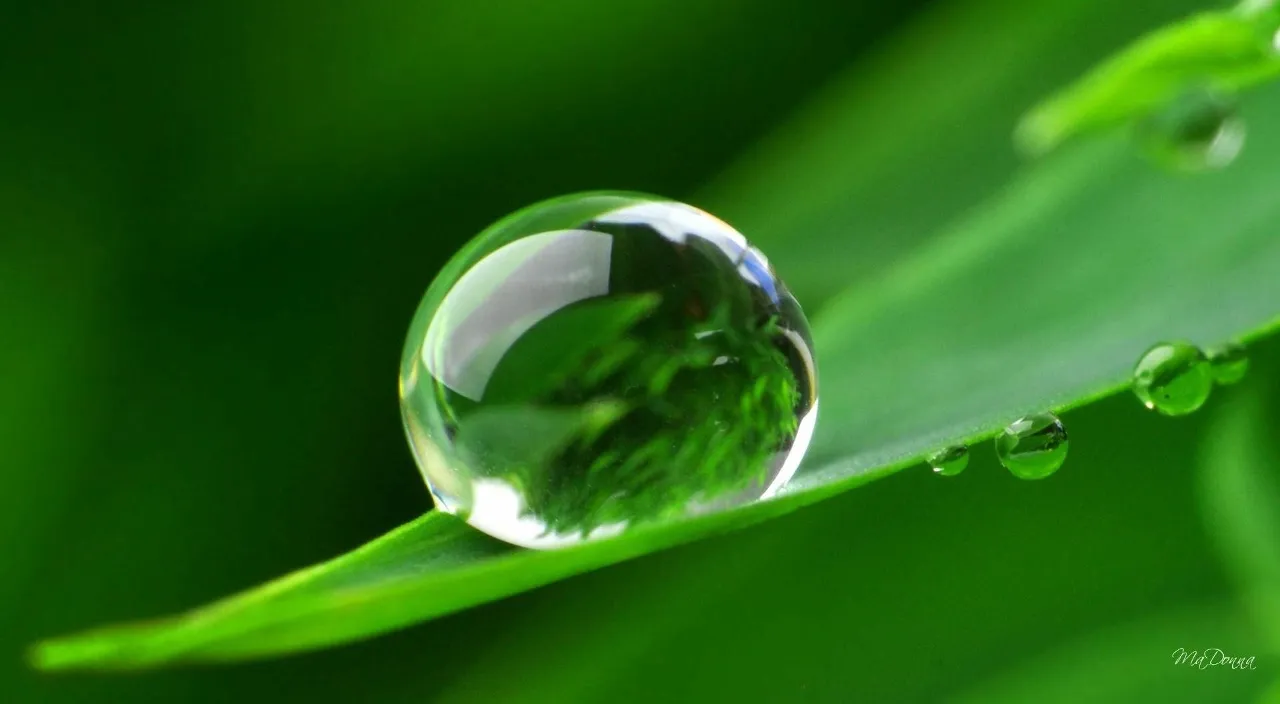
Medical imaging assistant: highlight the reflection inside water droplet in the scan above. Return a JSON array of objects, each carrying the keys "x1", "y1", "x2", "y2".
[
  {"x1": 995, "y1": 413, "x2": 1068, "y2": 480},
  {"x1": 1205, "y1": 342, "x2": 1249, "y2": 386},
  {"x1": 927, "y1": 446, "x2": 968, "y2": 477},
  {"x1": 1131, "y1": 341, "x2": 1213, "y2": 416},
  {"x1": 398, "y1": 192, "x2": 819, "y2": 549}
]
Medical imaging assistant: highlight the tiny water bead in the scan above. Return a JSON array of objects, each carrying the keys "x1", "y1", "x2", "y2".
[
  {"x1": 927, "y1": 446, "x2": 968, "y2": 477},
  {"x1": 995, "y1": 413, "x2": 1068, "y2": 480},
  {"x1": 399, "y1": 192, "x2": 818, "y2": 549},
  {"x1": 1134, "y1": 87, "x2": 1245, "y2": 172},
  {"x1": 1206, "y1": 342, "x2": 1249, "y2": 385},
  {"x1": 1131, "y1": 341, "x2": 1213, "y2": 416}
]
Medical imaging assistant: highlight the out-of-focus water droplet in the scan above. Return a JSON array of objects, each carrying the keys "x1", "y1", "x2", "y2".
[
  {"x1": 1132, "y1": 341, "x2": 1213, "y2": 416},
  {"x1": 1205, "y1": 342, "x2": 1249, "y2": 385},
  {"x1": 1240, "y1": 0, "x2": 1280, "y2": 18},
  {"x1": 1135, "y1": 87, "x2": 1245, "y2": 171},
  {"x1": 995, "y1": 413, "x2": 1068, "y2": 480},
  {"x1": 399, "y1": 192, "x2": 818, "y2": 549},
  {"x1": 927, "y1": 446, "x2": 969, "y2": 477}
]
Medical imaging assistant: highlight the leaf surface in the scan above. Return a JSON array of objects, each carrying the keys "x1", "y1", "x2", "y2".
[{"x1": 32, "y1": 0, "x2": 1280, "y2": 669}]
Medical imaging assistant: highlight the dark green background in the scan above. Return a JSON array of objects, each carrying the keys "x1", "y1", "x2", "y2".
[{"x1": 3, "y1": 0, "x2": 1273, "y2": 701}]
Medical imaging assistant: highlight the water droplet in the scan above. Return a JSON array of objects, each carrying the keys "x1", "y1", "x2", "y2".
[
  {"x1": 399, "y1": 192, "x2": 818, "y2": 548},
  {"x1": 1240, "y1": 0, "x2": 1280, "y2": 19},
  {"x1": 995, "y1": 413, "x2": 1068, "y2": 480},
  {"x1": 1135, "y1": 87, "x2": 1245, "y2": 171},
  {"x1": 1205, "y1": 342, "x2": 1249, "y2": 386},
  {"x1": 927, "y1": 446, "x2": 968, "y2": 477},
  {"x1": 1131, "y1": 341, "x2": 1212, "y2": 416}
]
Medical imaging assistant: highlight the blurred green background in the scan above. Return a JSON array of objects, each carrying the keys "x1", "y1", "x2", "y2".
[{"x1": 4, "y1": 0, "x2": 1276, "y2": 701}]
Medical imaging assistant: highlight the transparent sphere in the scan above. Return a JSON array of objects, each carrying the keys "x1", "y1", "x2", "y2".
[
  {"x1": 399, "y1": 192, "x2": 818, "y2": 548},
  {"x1": 995, "y1": 413, "x2": 1068, "y2": 480},
  {"x1": 1131, "y1": 341, "x2": 1212, "y2": 416}
]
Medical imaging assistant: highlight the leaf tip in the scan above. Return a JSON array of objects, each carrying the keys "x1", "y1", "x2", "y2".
[
  {"x1": 26, "y1": 626, "x2": 158, "y2": 672},
  {"x1": 1013, "y1": 108, "x2": 1062, "y2": 158},
  {"x1": 27, "y1": 636, "x2": 101, "y2": 672}
]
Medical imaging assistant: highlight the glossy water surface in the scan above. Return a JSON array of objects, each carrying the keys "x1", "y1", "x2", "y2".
[{"x1": 399, "y1": 193, "x2": 818, "y2": 548}]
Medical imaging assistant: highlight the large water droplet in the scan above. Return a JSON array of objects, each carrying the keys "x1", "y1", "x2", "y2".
[
  {"x1": 1205, "y1": 342, "x2": 1249, "y2": 386},
  {"x1": 995, "y1": 413, "x2": 1068, "y2": 480},
  {"x1": 1135, "y1": 87, "x2": 1245, "y2": 171},
  {"x1": 399, "y1": 192, "x2": 819, "y2": 548},
  {"x1": 927, "y1": 446, "x2": 969, "y2": 477},
  {"x1": 1131, "y1": 341, "x2": 1213, "y2": 416}
]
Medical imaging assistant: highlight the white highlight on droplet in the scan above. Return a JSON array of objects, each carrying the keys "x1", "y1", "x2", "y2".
[{"x1": 423, "y1": 230, "x2": 612, "y2": 401}]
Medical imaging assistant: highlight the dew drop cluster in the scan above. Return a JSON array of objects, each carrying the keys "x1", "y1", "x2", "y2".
[
  {"x1": 927, "y1": 339, "x2": 1250, "y2": 483},
  {"x1": 927, "y1": 411, "x2": 1069, "y2": 481}
]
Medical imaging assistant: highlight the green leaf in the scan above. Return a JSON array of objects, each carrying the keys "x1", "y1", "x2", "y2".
[
  {"x1": 951, "y1": 602, "x2": 1268, "y2": 704},
  {"x1": 1199, "y1": 378, "x2": 1280, "y2": 652},
  {"x1": 454, "y1": 402, "x2": 628, "y2": 478},
  {"x1": 709, "y1": 0, "x2": 1236, "y2": 308},
  {"x1": 480, "y1": 292, "x2": 660, "y2": 404},
  {"x1": 31, "y1": 486, "x2": 876, "y2": 668},
  {"x1": 32, "y1": 513, "x2": 494, "y2": 669},
  {"x1": 35, "y1": 135, "x2": 1280, "y2": 669},
  {"x1": 31, "y1": 0, "x2": 1280, "y2": 670},
  {"x1": 1017, "y1": 3, "x2": 1280, "y2": 155}
]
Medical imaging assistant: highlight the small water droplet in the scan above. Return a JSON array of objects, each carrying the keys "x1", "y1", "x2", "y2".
[
  {"x1": 1205, "y1": 342, "x2": 1249, "y2": 386},
  {"x1": 1131, "y1": 341, "x2": 1212, "y2": 416},
  {"x1": 1135, "y1": 87, "x2": 1244, "y2": 171},
  {"x1": 1240, "y1": 0, "x2": 1280, "y2": 18},
  {"x1": 927, "y1": 446, "x2": 968, "y2": 477},
  {"x1": 995, "y1": 413, "x2": 1068, "y2": 480}
]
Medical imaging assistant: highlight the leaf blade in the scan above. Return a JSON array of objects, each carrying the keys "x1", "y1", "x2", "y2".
[
  {"x1": 34, "y1": 127, "x2": 1280, "y2": 668},
  {"x1": 1017, "y1": 5, "x2": 1280, "y2": 155},
  {"x1": 31, "y1": 0, "x2": 1280, "y2": 670}
]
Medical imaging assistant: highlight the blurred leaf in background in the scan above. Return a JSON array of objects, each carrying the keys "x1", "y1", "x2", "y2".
[
  {"x1": 4, "y1": 0, "x2": 1280, "y2": 702},
  {"x1": 1200, "y1": 377, "x2": 1280, "y2": 655}
]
